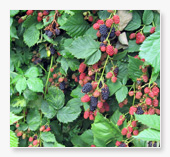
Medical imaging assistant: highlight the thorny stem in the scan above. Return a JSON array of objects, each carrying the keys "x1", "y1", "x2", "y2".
[{"x1": 45, "y1": 55, "x2": 54, "y2": 95}]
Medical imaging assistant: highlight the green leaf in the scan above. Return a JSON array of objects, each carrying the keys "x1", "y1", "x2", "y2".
[
  {"x1": 71, "y1": 130, "x2": 94, "y2": 147},
  {"x1": 15, "y1": 77, "x2": 27, "y2": 94},
  {"x1": 143, "y1": 25, "x2": 153, "y2": 34},
  {"x1": 128, "y1": 56, "x2": 144, "y2": 81},
  {"x1": 27, "y1": 78, "x2": 43, "y2": 92},
  {"x1": 10, "y1": 112, "x2": 23, "y2": 125},
  {"x1": 68, "y1": 36, "x2": 100, "y2": 59},
  {"x1": 10, "y1": 26, "x2": 18, "y2": 39},
  {"x1": 117, "y1": 62, "x2": 128, "y2": 81},
  {"x1": 85, "y1": 50, "x2": 101, "y2": 65},
  {"x1": 43, "y1": 11, "x2": 55, "y2": 26},
  {"x1": 10, "y1": 10, "x2": 19, "y2": 17},
  {"x1": 134, "y1": 114, "x2": 160, "y2": 130},
  {"x1": 115, "y1": 86, "x2": 128, "y2": 103},
  {"x1": 106, "y1": 79, "x2": 122, "y2": 96},
  {"x1": 10, "y1": 17, "x2": 13, "y2": 27},
  {"x1": 98, "y1": 10, "x2": 111, "y2": 20},
  {"x1": 127, "y1": 40, "x2": 140, "y2": 52},
  {"x1": 23, "y1": 25, "x2": 40, "y2": 47},
  {"x1": 41, "y1": 132, "x2": 56, "y2": 143},
  {"x1": 133, "y1": 128, "x2": 160, "y2": 141},
  {"x1": 60, "y1": 13, "x2": 90, "y2": 37},
  {"x1": 125, "y1": 11, "x2": 141, "y2": 31},
  {"x1": 92, "y1": 113, "x2": 123, "y2": 147},
  {"x1": 23, "y1": 89, "x2": 38, "y2": 101},
  {"x1": 133, "y1": 138, "x2": 147, "y2": 147},
  {"x1": 23, "y1": 15, "x2": 37, "y2": 28},
  {"x1": 39, "y1": 47, "x2": 47, "y2": 58},
  {"x1": 113, "y1": 50, "x2": 127, "y2": 60},
  {"x1": 71, "y1": 85, "x2": 85, "y2": 98},
  {"x1": 110, "y1": 109, "x2": 122, "y2": 124},
  {"x1": 66, "y1": 98, "x2": 84, "y2": 108},
  {"x1": 43, "y1": 34, "x2": 58, "y2": 46},
  {"x1": 10, "y1": 130, "x2": 19, "y2": 147},
  {"x1": 139, "y1": 30, "x2": 160, "y2": 74},
  {"x1": 11, "y1": 96, "x2": 26, "y2": 108},
  {"x1": 153, "y1": 12, "x2": 160, "y2": 26},
  {"x1": 45, "y1": 87, "x2": 65, "y2": 110},
  {"x1": 67, "y1": 58, "x2": 80, "y2": 71},
  {"x1": 150, "y1": 71, "x2": 159, "y2": 84},
  {"x1": 18, "y1": 122, "x2": 28, "y2": 131},
  {"x1": 57, "y1": 105, "x2": 81, "y2": 123},
  {"x1": 57, "y1": 13, "x2": 69, "y2": 26},
  {"x1": 41, "y1": 100, "x2": 56, "y2": 119},
  {"x1": 84, "y1": 27, "x2": 98, "y2": 39},
  {"x1": 143, "y1": 10, "x2": 154, "y2": 25},
  {"x1": 25, "y1": 67, "x2": 39, "y2": 78},
  {"x1": 60, "y1": 57, "x2": 69, "y2": 74},
  {"x1": 26, "y1": 108, "x2": 41, "y2": 131}
]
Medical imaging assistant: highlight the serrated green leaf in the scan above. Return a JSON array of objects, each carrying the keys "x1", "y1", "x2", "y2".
[
  {"x1": 113, "y1": 50, "x2": 127, "y2": 60},
  {"x1": 117, "y1": 62, "x2": 128, "y2": 81},
  {"x1": 125, "y1": 11, "x2": 141, "y2": 31},
  {"x1": 110, "y1": 109, "x2": 122, "y2": 124},
  {"x1": 150, "y1": 71, "x2": 159, "y2": 84},
  {"x1": 143, "y1": 10, "x2": 154, "y2": 25},
  {"x1": 84, "y1": 27, "x2": 98, "y2": 39},
  {"x1": 143, "y1": 25, "x2": 153, "y2": 34},
  {"x1": 10, "y1": 10, "x2": 19, "y2": 17},
  {"x1": 43, "y1": 11, "x2": 55, "y2": 26},
  {"x1": 57, "y1": 13, "x2": 69, "y2": 26},
  {"x1": 127, "y1": 40, "x2": 140, "y2": 52},
  {"x1": 39, "y1": 47, "x2": 47, "y2": 58},
  {"x1": 43, "y1": 34, "x2": 58, "y2": 46},
  {"x1": 23, "y1": 89, "x2": 38, "y2": 101},
  {"x1": 27, "y1": 78, "x2": 43, "y2": 92},
  {"x1": 25, "y1": 67, "x2": 40, "y2": 78},
  {"x1": 139, "y1": 30, "x2": 160, "y2": 74},
  {"x1": 135, "y1": 114, "x2": 160, "y2": 130},
  {"x1": 26, "y1": 108, "x2": 41, "y2": 131},
  {"x1": 67, "y1": 58, "x2": 80, "y2": 71},
  {"x1": 23, "y1": 15, "x2": 37, "y2": 28},
  {"x1": 133, "y1": 128, "x2": 160, "y2": 141},
  {"x1": 71, "y1": 85, "x2": 85, "y2": 98},
  {"x1": 133, "y1": 138, "x2": 147, "y2": 147},
  {"x1": 10, "y1": 17, "x2": 13, "y2": 27},
  {"x1": 97, "y1": 10, "x2": 111, "y2": 20},
  {"x1": 92, "y1": 113, "x2": 123, "y2": 147},
  {"x1": 18, "y1": 123, "x2": 28, "y2": 131},
  {"x1": 45, "y1": 87, "x2": 65, "y2": 110},
  {"x1": 15, "y1": 77, "x2": 27, "y2": 94},
  {"x1": 60, "y1": 57, "x2": 69, "y2": 74},
  {"x1": 128, "y1": 56, "x2": 144, "y2": 81},
  {"x1": 66, "y1": 98, "x2": 84, "y2": 108},
  {"x1": 41, "y1": 100, "x2": 56, "y2": 119},
  {"x1": 106, "y1": 79, "x2": 122, "y2": 96},
  {"x1": 41, "y1": 132, "x2": 56, "y2": 143},
  {"x1": 57, "y1": 105, "x2": 81, "y2": 123},
  {"x1": 11, "y1": 96, "x2": 26, "y2": 108},
  {"x1": 85, "y1": 49, "x2": 101, "y2": 65},
  {"x1": 23, "y1": 25, "x2": 40, "y2": 47},
  {"x1": 10, "y1": 26, "x2": 18, "y2": 39},
  {"x1": 68, "y1": 36, "x2": 100, "y2": 59},
  {"x1": 60, "y1": 13, "x2": 90, "y2": 37},
  {"x1": 10, "y1": 130, "x2": 19, "y2": 147},
  {"x1": 115, "y1": 86, "x2": 128, "y2": 103},
  {"x1": 10, "y1": 112, "x2": 23, "y2": 125},
  {"x1": 153, "y1": 12, "x2": 160, "y2": 26}
]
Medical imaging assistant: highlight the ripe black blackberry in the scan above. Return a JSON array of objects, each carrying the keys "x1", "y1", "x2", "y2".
[
  {"x1": 99, "y1": 24, "x2": 108, "y2": 36},
  {"x1": 100, "y1": 43, "x2": 106, "y2": 47},
  {"x1": 99, "y1": 81, "x2": 103, "y2": 88},
  {"x1": 118, "y1": 143, "x2": 126, "y2": 147},
  {"x1": 47, "y1": 30, "x2": 53, "y2": 38},
  {"x1": 100, "y1": 34, "x2": 107, "y2": 42},
  {"x1": 90, "y1": 96, "x2": 98, "y2": 107},
  {"x1": 33, "y1": 135, "x2": 38, "y2": 140},
  {"x1": 55, "y1": 28, "x2": 60, "y2": 35},
  {"x1": 82, "y1": 83, "x2": 92, "y2": 93},
  {"x1": 50, "y1": 46, "x2": 56, "y2": 55},
  {"x1": 136, "y1": 106, "x2": 144, "y2": 115},
  {"x1": 90, "y1": 105, "x2": 96, "y2": 111},
  {"x1": 109, "y1": 27, "x2": 115, "y2": 38},
  {"x1": 148, "y1": 141, "x2": 157, "y2": 147},
  {"x1": 59, "y1": 81, "x2": 65, "y2": 90},
  {"x1": 113, "y1": 67, "x2": 119, "y2": 76},
  {"x1": 101, "y1": 86, "x2": 110, "y2": 100}
]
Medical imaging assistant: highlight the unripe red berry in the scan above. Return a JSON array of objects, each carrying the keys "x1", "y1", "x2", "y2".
[
  {"x1": 97, "y1": 102, "x2": 103, "y2": 109},
  {"x1": 43, "y1": 10, "x2": 49, "y2": 16},
  {"x1": 45, "y1": 127, "x2": 51, "y2": 132},
  {"x1": 17, "y1": 131, "x2": 23, "y2": 137},
  {"x1": 126, "y1": 132, "x2": 132, "y2": 138},
  {"x1": 121, "y1": 128, "x2": 128, "y2": 135},
  {"x1": 128, "y1": 126, "x2": 133, "y2": 133},
  {"x1": 26, "y1": 10, "x2": 34, "y2": 15},
  {"x1": 53, "y1": 73, "x2": 58, "y2": 79},
  {"x1": 33, "y1": 140, "x2": 38, "y2": 146},
  {"x1": 97, "y1": 20, "x2": 104, "y2": 25},
  {"x1": 150, "y1": 27, "x2": 156, "y2": 34},
  {"x1": 89, "y1": 114, "x2": 94, "y2": 120},
  {"x1": 111, "y1": 76, "x2": 117, "y2": 83},
  {"x1": 29, "y1": 137, "x2": 33, "y2": 142},
  {"x1": 129, "y1": 33, "x2": 136, "y2": 39},
  {"x1": 93, "y1": 23, "x2": 100, "y2": 30},
  {"x1": 129, "y1": 91, "x2": 134, "y2": 96},
  {"x1": 96, "y1": 30, "x2": 101, "y2": 37},
  {"x1": 133, "y1": 130, "x2": 139, "y2": 136},
  {"x1": 115, "y1": 141, "x2": 121, "y2": 146},
  {"x1": 146, "y1": 97, "x2": 152, "y2": 105},
  {"x1": 40, "y1": 125, "x2": 45, "y2": 132},
  {"x1": 113, "y1": 15, "x2": 120, "y2": 24},
  {"x1": 115, "y1": 30, "x2": 121, "y2": 36},
  {"x1": 104, "y1": 102, "x2": 110, "y2": 112},
  {"x1": 144, "y1": 87, "x2": 150, "y2": 94},
  {"x1": 131, "y1": 121, "x2": 137, "y2": 127},
  {"x1": 129, "y1": 106, "x2": 137, "y2": 115},
  {"x1": 117, "y1": 119, "x2": 123, "y2": 126},
  {"x1": 37, "y1": 16, "x2": 43, "y2": 22},
  {"x1": 58, "y1": 77, "x2": 64, "y2": 82},
  {"x1": 105, "y1": 19, "x2": 114, "y2": 28},
  {"x1": 149, "y1": 92, "x2": 154, "y2": 98},
  {"x1": 123, "y1": 99, "x2": 128, "y2": 105},
  {"x1": 91, "y1": 145, "x2": 96, "y2": 147},
  {"x1": 153, "y1": 98, "x2": 159, "y2": 107},
  {"x1": 16, "y1": 123, "x2": 19, "y2": 128},
  {"x1": 93, "y1": 90, "x2": 100, "y2": 97},
  {"x1": 84, "y1": 110, "x2": 90, "y2": 119},
  {"x1": 119, "y1": 102, "x2": 124, "y2": 108},
  {"x1": 49, "y1": 78, "x2": 53, "y2": 83},
  {"x1": 50, "y1": 68, "x2": 54, "y2": 72},
  {"x1": 81, "y1": 94, "x2": 91, "y2": 102},
  {"x1": 88, "y1": 16, "x2": 93, "y2": 22},
  {"x1": 106, "y1": 72, "x2": 113, "y2": 79}
]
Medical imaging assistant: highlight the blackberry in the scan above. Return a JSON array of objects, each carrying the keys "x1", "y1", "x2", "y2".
[
  {"x1": 108, "y1": 27, "x2": 115, "y2": 38},
  {"x1": 100, "y1": 34, "x2": 107, "y2": 42},
  {"x1": 148, "y1": 141, "x2": 156, "y2": 147},
  {"x1": 99, "y1": 24, "x2": 108, "y2": 36},
  {"x1": 55, "y1": 28, "x2": 60, "y2": 35},
  {"x1": 99, "y1": 81, "x2": 103, "y2": 88},
  {"x1": 82, "y1": 83, "x2": 92, "y2": 93},
  {"x1": 47, "y1": 31, "x2": 53, "y2": 38},
  {"x1": 118, "y1": 143, "x2": 126, "y2": 147},
  {"x1": 59, "y1": 81, "x2": 65, "y2": 90},
  {"x1": 33, "y1": 58, "x2": 42, "y2": 65},
  {"x1": 100, "y1": 43, "x2": 106, "y2": 47},
  {"x1": 136, "y1": 106, "x2": 144, "y2": 115},
  {"x1": 114, "y1": 67, "x2": 119, "y2": 76},
  {"x1": 153, "y1": 142, "x2": 157, "y2": 147},
  {"x1": 101, "y1": 86, "x2": 110, "y2": 100},
  {"x1": 90, "y1": 105, "x2": 96, "y2": 111},
  {"x1": 45, "y1": 30, "x2": 49, "y2": 35},
  {"x1": 50, "y1": 46, "x2": 56, "y2": 55},
  {"x1": 91, "y1": 74, "x2": 95, "y2": 81},
  {"x1": 90, "y1": 96, "x2": 98, "y2": 107},
  {"x1": 33, "y1": 135, "x2": 37, "y2": 140}
]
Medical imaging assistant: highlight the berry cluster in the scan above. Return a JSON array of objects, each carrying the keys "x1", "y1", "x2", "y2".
[
  {"x1": 83, "y1": 11, "x2": 94, "y2": 22},
  {"x1": 118, "y1": 99, "x2": 128, "y2": 108},
  {"x1": 37, "y1": 10, "x2": 50, "y2": 22},
  {"x1": 106, "y1": 66, "x2": 119, "y2": 83},
  {"x1": 45, "y1": 22, "x2": 60, "y2": 38},
  {"x1": 115, "y1": 141, "x2": 128, "y2": 147}
]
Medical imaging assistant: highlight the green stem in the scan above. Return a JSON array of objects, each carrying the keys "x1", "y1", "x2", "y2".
[
  {"x1": 132, "y1": 83, "x2": 136, "y2": 106},
  {"x1": 45, "y1": 56, "x2": 54, "y2": 95},
  {"x1": 37, "y1": 63, "x2": 47, "y2": 73}
]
